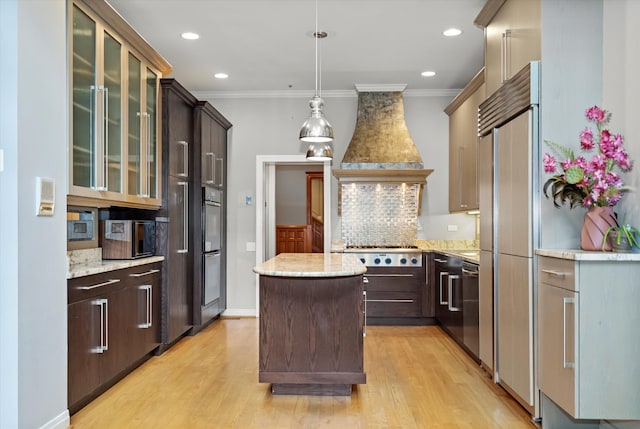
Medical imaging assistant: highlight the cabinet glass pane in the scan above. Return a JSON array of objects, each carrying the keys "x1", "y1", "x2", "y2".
[
  {"x1": 146, "y1": 68, "x2": 158, "y2": 199},
  {"x1": 104, "y1": 32, "x2": 122, "y2": 192},
  {"x1": 128, "y1": 53, "x2": 141, "y2": 196},
  {"x1": 72, "y1": 6, "x2": 96, "y2": 188}
]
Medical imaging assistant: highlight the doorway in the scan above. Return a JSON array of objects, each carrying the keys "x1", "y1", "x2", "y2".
[{"x1": 255, "y1": 155, "x2": 332, "y2": 313}]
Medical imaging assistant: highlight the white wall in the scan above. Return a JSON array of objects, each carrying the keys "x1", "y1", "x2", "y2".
[
  {"x1": 0, "y1": 0, "x2": 69, "y2": 428},
  {"x1": 200, "y1": 92, "x2": 477, "y2": 313},
  {"x1": 600, "y1": 2, "x2": 640, "y2": 428}
]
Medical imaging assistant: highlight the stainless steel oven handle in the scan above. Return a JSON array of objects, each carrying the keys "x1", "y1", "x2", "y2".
[
  {"x1": 365, "y1": 274, "x2": 414, "y2": 277},
  {"x1": 461, "y1": 267, "x2": 478, "y2": 277}
]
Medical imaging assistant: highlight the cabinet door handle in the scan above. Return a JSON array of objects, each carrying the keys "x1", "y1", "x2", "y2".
[
  {"x1": 541, "y1": 269, "x2": 566, "y2": 278},
  {"x1": 458, "y1": 146, "x2": 464, "y2": 209},
  {"x1": 103, "y1": 86, "x2": 109, "y2": 191},
  {"x1": 129, "y1": 269, "x2": 160, "y2": 278},
  {"x1": 434, "y1": 258, "x2": 448, "y2": 263},
  {"x1": 367, "y1": 299, "x2": 414, "y2": 303},
  {"x1": 439, "y1": 272, "x2": 449, "y2": 305},
  {"x1": 448, "y1": 275, "x2": 461, "y2": 312},
  {"x1": 362, "y1": 276, "x2": 369, "y2": 284},
  {"x1": 216, "y1": 156, "x2": 224, "y2": 187},
  {"x1": 90, "y1": 85, "x2": 108, "y2": 191},
  {"x1": 103, "y1": 299, "x2": 109, "y2": 351},
  {"x1": 178, "y1": 181, "x2": 189, "y2": 253},
  {"x1": 363, "y1": 290, "x2": 367, "y2": 338},
  {"x1": 146, "y1": 111, "x2": 152, "y2": 197},
  {"x1": 206, "y1": 152, "x2": 215, "y2": 184},
  {"x1": 78, "y1": 279, "x2": 120, "y2": 290},
  {"x1": 177, "y1": 140, "x2": 188, "y2": 177},
  {"x1": 138, "y1": 285, "x2": 152, "y2": 328},
  {"x1": 94, "y1": 298, "x2": 109, "y2": 352},
  {"x1": 563, "y1": 297, "x2": 575, "y2": 369}
]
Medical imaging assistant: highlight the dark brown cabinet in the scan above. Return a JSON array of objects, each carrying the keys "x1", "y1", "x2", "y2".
[
  {"x1": 198, "y1": 102, "x2": 229, "y2": 189},
  {"x1": 194, "y1": 101, "x2": 231, "y2": 328},
  {"x1": 159, "y1": 79, "x2": 196, "y2": 344},
  {"x1": 68, "y1": 262, "x2": 161, "y2": 413},
  {"x1": 434, "y1": 253, "x2": 463, "y2": 343}
]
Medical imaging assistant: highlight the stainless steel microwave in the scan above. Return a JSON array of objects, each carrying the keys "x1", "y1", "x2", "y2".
[{"x1": 101, "y1": 220, "x2": 156, "y2": 260}]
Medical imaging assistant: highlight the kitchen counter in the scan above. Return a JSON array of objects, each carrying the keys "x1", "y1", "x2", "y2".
[
  {"x1": 254, "y1": 252, "x2": 366, "y2": 395},
  {"x1": 536, "y1": 248, "x2": 640, "y2": 261},
  {"x1": 252, "y1": 253, "x2": 366, "y2": 277},
  {"x1": 67, "y1": 248, "x2": 164, "y2": 279},
  {"x1": 433, "y1": 249, "x2": 480, "y2": 264}
]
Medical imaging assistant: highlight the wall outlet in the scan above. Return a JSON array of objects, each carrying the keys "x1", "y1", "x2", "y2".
[
  {"x1": 246, "y1": 242, "x2": 256, "y2": 252},
  {"x1": 447, "y1": 224, "x2": 458, "y2": 232}
]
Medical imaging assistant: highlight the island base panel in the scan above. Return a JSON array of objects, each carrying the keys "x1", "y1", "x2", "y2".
[{"x1": 271, "y1": 383, "x2": 352, "y2": 396}]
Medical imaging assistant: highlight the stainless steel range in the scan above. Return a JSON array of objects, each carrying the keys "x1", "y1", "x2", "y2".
[
  {"x1": 344, "y1": 246, "x2": 422, "y2": 267},
  {"x1": 344, "y1": 246, "x2": 427, "y2": 325}
]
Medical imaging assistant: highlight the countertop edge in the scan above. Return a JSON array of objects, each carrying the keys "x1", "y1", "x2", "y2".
[
  {"x1": 68, "y1": 255, "x2": 165, "y2": 279},
  {"x1": 535, "y1": 248, "x2": 640, "y2": 261}
]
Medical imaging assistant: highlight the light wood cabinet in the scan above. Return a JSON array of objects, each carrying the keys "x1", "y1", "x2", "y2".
[
  {"x1": 538, "y1": 255, "x2": 640, "y2": 420},
  {"x1": 68, "y1": 0, "x2": 171, "y2": 208},
  {"x1": 445, "y1": 70, "x2": 485, "y2": 213},
  {"x1": 478, "y1": 249, "x2": 493, "y2": 373},
  {"x1": 478, "y1": 0, "x2": 541, "y2": 96}
]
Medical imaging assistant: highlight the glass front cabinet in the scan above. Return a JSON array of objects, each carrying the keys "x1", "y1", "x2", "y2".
[{"x1": 69, "y1": 0, "x2": 171, "y2": 207}]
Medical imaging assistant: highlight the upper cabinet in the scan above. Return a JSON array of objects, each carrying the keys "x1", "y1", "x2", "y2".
[
  {"x1": 476, "y1": 0, "x2": 540, "y2": 96},
  {"x1": 445, "y1": 69, "x2": 485, "y2": 213},
  {"x1": 196, "y1": 101, "x2": 232, "y2": 189},
  {"x1": 68, "y1": 0, "x2": 171, "y2": 208}
]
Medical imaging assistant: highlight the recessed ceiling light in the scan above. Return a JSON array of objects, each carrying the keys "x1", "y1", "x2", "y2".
[
  {"x1": 443, "y1": 28, "x2": 462, "y2": 37},
  {"x1": 421, "y1": 71, "x2": 436, "y2": 77},
  {"x1": 214, "y1": 73, "x2": 228, "y2": 79},
  {"x1": 181, "y1": 32, "x2": 200, "y2": 40}
]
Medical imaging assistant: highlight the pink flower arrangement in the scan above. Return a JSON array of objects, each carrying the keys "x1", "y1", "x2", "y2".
[{"x1": 543, "y1": 105, "x2": 633, "y2": 208}]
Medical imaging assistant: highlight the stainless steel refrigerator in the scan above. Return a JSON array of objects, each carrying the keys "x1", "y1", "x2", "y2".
[{"x1": 478, "y1": 61, "x2": 540, "y2": 418}]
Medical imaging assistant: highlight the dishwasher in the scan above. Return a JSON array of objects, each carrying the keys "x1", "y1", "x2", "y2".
[{"x1": 461, "y1": 261, "x2": 479, "y2": 361}]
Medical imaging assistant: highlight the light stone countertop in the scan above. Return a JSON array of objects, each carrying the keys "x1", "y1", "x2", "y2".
[
  {"x1": 253, "y1": 253, "x2": 366, "y2": 277},
  {"x1": 67, "y1": 248, "x2": 164, "y2": 279},
  {"x1": 535, "y1": 248, "x2": 640, "y2": 261}
]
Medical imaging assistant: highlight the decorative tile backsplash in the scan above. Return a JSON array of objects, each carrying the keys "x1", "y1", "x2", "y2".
[{"x1": 341, "y1": 183, "x2": 419, "y2": 246}]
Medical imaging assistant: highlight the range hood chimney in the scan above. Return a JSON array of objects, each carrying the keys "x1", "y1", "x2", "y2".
[{"x1": 333, "y1": 85, "x2": 433, "y2": 184}]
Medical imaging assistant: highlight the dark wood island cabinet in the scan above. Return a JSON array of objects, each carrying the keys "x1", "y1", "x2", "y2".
[{"x1": 253, "y1": 253, "x2": 367, "y2": 396}]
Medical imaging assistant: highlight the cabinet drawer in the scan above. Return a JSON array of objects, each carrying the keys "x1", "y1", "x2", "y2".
[
  {"x1": 68, "y1": 270, "x2": 127, "y2": 303},
  {"x1": 538, "y1": 256, "x2": 576, "y2": 291}
]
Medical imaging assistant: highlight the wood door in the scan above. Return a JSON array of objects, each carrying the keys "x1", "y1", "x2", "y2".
[
  {"x1": 275, "y1": 225, "x2": 312, "y2": 254},
  {"x1": 306, "y1": 171, "x2": 324, "y2": 252}
]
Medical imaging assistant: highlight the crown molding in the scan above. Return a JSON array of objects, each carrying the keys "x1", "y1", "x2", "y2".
[
  {"x1": 354, "y1": 84, "x2": 407, "y2": 92},
  {"x1": 192, "y1": 88, "x2": 460, "y2": 100}
]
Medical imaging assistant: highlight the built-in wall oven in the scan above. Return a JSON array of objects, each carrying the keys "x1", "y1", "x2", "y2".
[{"x1": 203, "y1": 188, "x2": 222, "y2": 307}]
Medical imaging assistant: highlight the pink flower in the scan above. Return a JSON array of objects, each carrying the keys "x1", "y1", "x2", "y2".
[
  {"x1": 580, "y1": 127, "x2": 594, "y2": 150},
  {"x1": 586, "y1": 105, "x2": 607, "y2": 123},
  {"x1": 543, "y1": 153, "x2": 557, "y2": 173}
]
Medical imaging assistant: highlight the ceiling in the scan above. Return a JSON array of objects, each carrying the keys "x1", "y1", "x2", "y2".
[{"x1": 106, "y1": 0, "x2": 486, "y2": 96}]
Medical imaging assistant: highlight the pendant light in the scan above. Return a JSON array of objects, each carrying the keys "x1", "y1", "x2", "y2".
[{"x1": 300, "y1": 0, "x2": 334, "y2": 160}]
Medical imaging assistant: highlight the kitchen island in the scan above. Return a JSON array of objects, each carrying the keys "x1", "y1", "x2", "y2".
[{"x1": 253, "y1": 253, "x2": 367, "y2": 395}]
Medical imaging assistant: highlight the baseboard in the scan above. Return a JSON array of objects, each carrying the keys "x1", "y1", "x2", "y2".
[
  {"x1": 38, "y1": 409, "x2": 69, "y2": 429},
  {"x1": 221, "y1": 308, "x2": 257, "y2": 317}
]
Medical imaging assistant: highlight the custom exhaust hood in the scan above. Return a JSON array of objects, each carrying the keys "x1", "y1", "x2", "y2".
[{"x1": 332, "y1": 85, "x2": 433, "y2": 184}]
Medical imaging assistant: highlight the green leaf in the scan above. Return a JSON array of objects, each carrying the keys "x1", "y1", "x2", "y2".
[{"x1": 544, "y1": 140, "x2": 575, "y2": 160}]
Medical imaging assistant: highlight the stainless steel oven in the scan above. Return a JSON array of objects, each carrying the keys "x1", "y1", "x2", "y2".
[{"x1": 203, "y1": 188, "x2": 222, "y2": 307}]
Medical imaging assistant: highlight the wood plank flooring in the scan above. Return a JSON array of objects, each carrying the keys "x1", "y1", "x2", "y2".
[{"x1": 70, "y1": 318, "x2": 537, "y2": 429}]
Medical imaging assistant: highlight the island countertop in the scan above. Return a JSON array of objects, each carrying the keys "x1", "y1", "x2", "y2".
[{"x1": 253, "y1": 253, "x2": 366, "y2": 277}]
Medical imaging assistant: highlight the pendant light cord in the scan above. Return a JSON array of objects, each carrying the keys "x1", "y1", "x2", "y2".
[{"x1": 314, "y1": 0, "x2": 319, "y2": 97}]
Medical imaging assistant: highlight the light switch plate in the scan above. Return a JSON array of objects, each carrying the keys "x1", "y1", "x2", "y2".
[{"x1": 447, "y1": 224, "x2": 458, "y2": 232}]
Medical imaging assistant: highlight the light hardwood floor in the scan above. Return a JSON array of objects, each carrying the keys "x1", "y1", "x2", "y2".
[{"x1": 70, "y1": 318, "x2": 537, "y2": 429}]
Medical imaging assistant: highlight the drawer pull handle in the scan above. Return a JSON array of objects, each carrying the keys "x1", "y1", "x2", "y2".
[
  {"x1": 78, "y1": 279, "x2": 120, "y2": 290},
  {"x1": 129, "y1": 269, "x2": 160, "y2": 278},
  {"x1": 366, "y1": 274, "x2": 414, "y2": 278},
  {"x1": 367, "y1": 299, "x2": 414, "y2": 303},
  {"x1": 563, "y1": 297, "x2": 575, "y2": 369},
  {"x1": 541, "y1": 269, "x2": 567, "y2": 278}
]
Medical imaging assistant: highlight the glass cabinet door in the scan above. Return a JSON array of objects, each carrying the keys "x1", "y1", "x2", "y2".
[
  {"x1": 71, "y1": 6, "x2": 97, "y2": 189},
  {"x1": 146, "y1": 68, "x2": 158, "y2": 199},
  {"x1": 103, "y1": 32, "x2": 122, "y2": 193},
  {"x1": 128, "y1": 53, "x2": 142, "y2": 197}
]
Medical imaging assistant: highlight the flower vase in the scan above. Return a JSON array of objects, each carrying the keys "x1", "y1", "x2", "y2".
[{"x1": 581, "y1": 206, "x2": 617, "y2": 251}]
